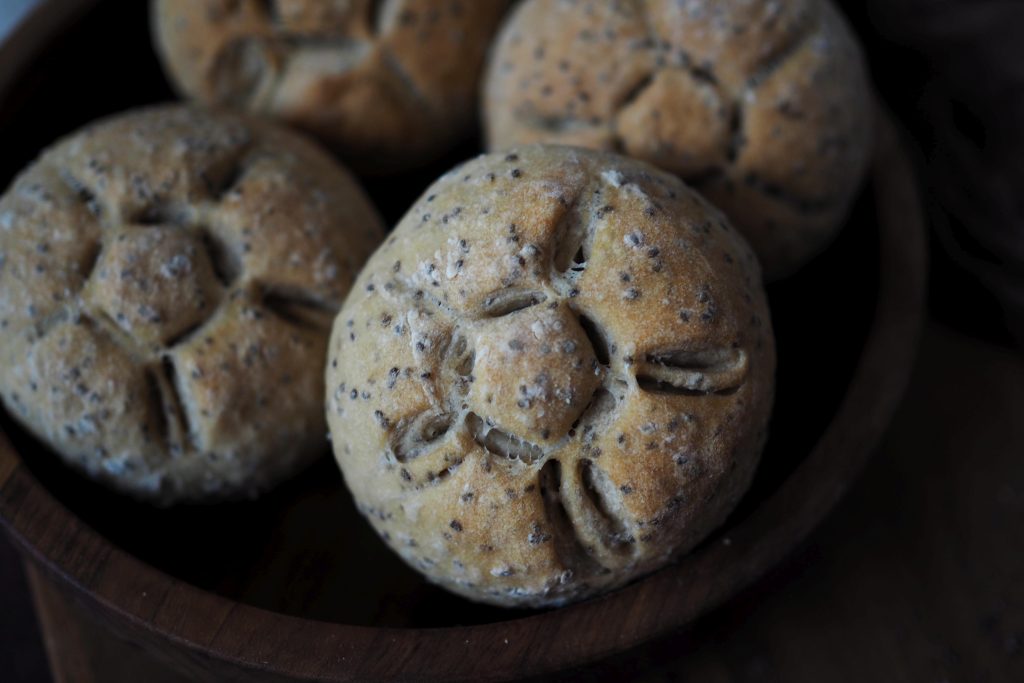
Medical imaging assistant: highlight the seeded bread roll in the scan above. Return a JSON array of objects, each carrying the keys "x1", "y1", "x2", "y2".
[
  {"x1": 326, "y1": 145, "x2": 775, "y2": 607},
  {"x1": 483, "y1": 0, "x2": 873, "y2": 279},
  {"x1": 151, "y1": 0, "x2": 511, "y2": 173},
  {"x1": 0, "y1": 105, "x2": 385, "y2": 504}
]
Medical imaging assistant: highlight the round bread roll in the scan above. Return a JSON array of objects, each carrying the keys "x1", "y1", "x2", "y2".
[
  {"x1": 326, "y1": 145, "x2": 775, "y2": 607},
  {"x1": 483, "y1": 0, "x2": 873, "y2": 279},
  {"x1": 151, "y1": 0, "x2": 511, "y2": 173},
  {"x1": 0, "y1": 105, "x2": 385, "y2": 504}
]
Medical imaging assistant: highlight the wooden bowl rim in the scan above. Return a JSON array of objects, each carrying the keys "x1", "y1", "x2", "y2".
[{"x1": 0, "y1": 2, "x2": 927, "y2": 681}]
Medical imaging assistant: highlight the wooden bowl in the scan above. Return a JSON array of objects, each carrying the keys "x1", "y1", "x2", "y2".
[{"x1": 0, "y1": 1, "x2": 926, "y2": 680}]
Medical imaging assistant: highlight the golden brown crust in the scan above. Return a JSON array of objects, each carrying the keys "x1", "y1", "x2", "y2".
[
  {"x1": 0, "y1": 105, "x2": 384, "y2": 503},
  {"x1": 152, "y1": 0, "x2": 511, "y2": 173},
  {"x1": 326, "y1": 145, "x2": 774, "y2": 607},
  {"x1": 483, "y1": 0, "x2": 873, "y2": 279}
]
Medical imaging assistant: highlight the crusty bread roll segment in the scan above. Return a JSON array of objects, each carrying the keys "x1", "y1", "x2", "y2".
[
  {"x1": 0, "y1": 105, "x2": 384, "y2": 503},
  {"x1": 326, "y1": 145, "x2": 775, "y2": 607},
  {"x1": 152, "y1": 0, "x2": 512, "y2": 172},
  {"x1": 484, "y1": 0, "x2": 873, "y2": 278}
]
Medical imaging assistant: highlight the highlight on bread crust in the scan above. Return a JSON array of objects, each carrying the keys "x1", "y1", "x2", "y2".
[
  {"x1": 326, "y1": 145, "x2": 775, "y2": 607},
  {"x1": 151, "y1": 0, "x2": 511, "y2": 173},
  {"x1": 483, "y1": 0, "x2": 873, "y2": 279},
  {"x1": 0, "y1": 105, "x2": 385, "y2": 504}
]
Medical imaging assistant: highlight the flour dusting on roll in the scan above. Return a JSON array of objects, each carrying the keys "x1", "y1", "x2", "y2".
[
  {"x1": 0, "y1": 105, "x2": 384, "y2": 504},
  {"x1": 327, "y1": 145, "x2": 775, "y2": 607}
]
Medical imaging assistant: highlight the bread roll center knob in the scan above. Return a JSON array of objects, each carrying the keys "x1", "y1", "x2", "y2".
[
  {"x1": 467, "y1": 302, "x2": 602, "y2": 446},
  {"x1": 614, "y1": 69, "x2": 730, "y2": 179},
  {"x1": 85, "y1": 227, "x2": 224, "y2": 352}
]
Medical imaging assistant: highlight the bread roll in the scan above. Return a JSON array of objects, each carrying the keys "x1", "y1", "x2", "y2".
[
  {"x1": 0, "y1": 105, "x2": 384, "y2": 503},
  {"x1": 326, "y1": 145, "x2": 775, "y2": 607},
  {"x1": 484, "y1": 0, "x2": 873, "y2": 279},
  {"x1": 152, "y1": 0, "x2": 511, "y2": 173}
]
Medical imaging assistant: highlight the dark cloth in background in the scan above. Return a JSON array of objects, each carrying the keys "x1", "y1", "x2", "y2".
[{"x1": 856, "y1": 0, "x2": 1024, "y2": 348}]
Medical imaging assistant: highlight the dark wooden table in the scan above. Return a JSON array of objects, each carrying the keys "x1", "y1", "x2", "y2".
[{"x1": 2, "y1": 322, "x2": 1020, "y2": 682}]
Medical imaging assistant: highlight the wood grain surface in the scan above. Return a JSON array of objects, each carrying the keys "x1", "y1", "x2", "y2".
[
  {"x1": 575, "y1": 324, "x2": 1024, "y2": 682},
  {"x1": 0, "y1": 117, "x2": 925, "y2": 681},
  {"x1": 11, "y1": 325, "x2": 1022, "y2": 682}
]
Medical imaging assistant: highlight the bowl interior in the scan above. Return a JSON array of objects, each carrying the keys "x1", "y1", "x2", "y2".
[{"x1": 0, "y1": 0, "x2": 878, "y2": 629}]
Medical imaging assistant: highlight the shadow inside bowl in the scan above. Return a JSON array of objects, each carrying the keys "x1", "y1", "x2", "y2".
[{"x1": 0, "y1": 0, "x2": 878, "y2": 630}]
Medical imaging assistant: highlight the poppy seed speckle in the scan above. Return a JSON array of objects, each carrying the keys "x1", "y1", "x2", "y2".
[{"x1": 324, "y1": 145, "x2": 774, "y2": 609}]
